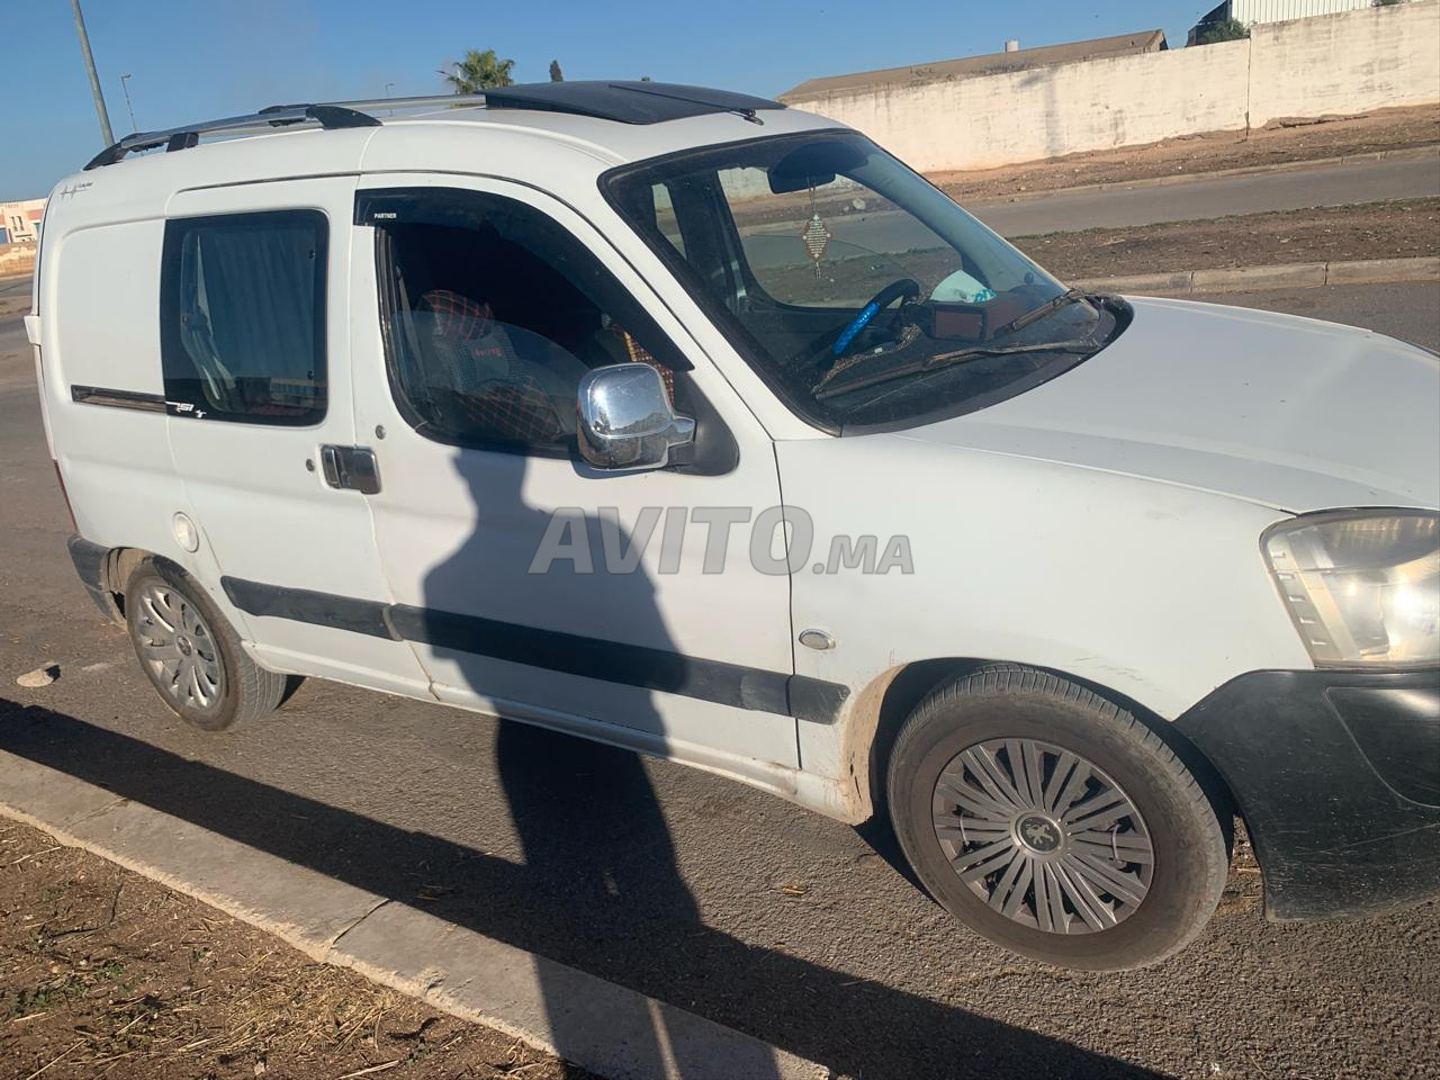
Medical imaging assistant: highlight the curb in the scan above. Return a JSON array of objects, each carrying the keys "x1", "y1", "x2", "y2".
[
  {"x1": 0, "y1": 750, "x2": 828, "y2": 1080},
  {"x1": 959, "y1": 144, "x2": 1440, "y2": 208},
  {"x1": 1071, "y1": 255, "x2": 1440, "y2": 296}
]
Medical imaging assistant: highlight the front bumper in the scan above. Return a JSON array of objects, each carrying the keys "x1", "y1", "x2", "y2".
[{"x1": 1176, "y1": 669, "x2": 1439, "y2": 921}]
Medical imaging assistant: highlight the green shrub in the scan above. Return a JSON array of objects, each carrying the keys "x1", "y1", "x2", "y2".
[{"x1": 1196, "y1": 17, "x2": 1250, "y2": 44}]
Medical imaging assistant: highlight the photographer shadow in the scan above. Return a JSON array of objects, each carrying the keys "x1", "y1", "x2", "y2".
[{"x1": 423, "y1": 446, "x2": 766, "y2": 1075}]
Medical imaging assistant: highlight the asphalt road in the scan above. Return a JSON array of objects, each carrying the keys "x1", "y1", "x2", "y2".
[
  {"x1": 972, "y1": 153, "x2": 1440, "y2": 236},
  {"x1": 2, "y1": 282, "x2": 1437, "y2": 1080}
]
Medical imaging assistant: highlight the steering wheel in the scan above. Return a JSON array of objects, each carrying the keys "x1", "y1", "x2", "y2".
[{"x1": 831, "y1": 278, "x2": 921, "y2": 359}]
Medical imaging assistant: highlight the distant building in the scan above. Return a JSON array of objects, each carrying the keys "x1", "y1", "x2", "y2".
[
  {"x1": 779, "y1": 30, "x2": 1167, "y2": 100},
  {"x1": 1, "y1": 199, "x2": 46, "y2": 244},
  {"x1": 1189, "y1": 0, "x2": 1378, "y2": 43}
]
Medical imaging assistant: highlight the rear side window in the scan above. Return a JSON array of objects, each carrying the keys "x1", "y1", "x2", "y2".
[{"x1": 160, "y1": 210, "x2": 327, "y2": 425}]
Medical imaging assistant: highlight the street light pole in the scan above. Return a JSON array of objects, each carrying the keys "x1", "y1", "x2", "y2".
[
  {"x1": 120, "y1": 73, "x2": 138, "y2": 133},
  {"x1": 69, "y1": 0, "x2": 115, "y2": 146}
]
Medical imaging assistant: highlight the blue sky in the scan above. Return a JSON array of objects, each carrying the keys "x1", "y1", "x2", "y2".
[{"x1": 1, "y1": 1, "x2": 1220, "y2": 200}]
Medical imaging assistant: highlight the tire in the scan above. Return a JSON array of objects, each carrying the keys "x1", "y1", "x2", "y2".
[
  {"x1": 124, "y1": 560, "x2": 286, "y2": 732},
  {"x1": 886, "y1": 665, "x2": 1229, "y2": 971}
]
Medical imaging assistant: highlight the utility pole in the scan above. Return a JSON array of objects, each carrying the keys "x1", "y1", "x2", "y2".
[{"x1": 69, "y1": 0, "x2": 115, "y2": 146}]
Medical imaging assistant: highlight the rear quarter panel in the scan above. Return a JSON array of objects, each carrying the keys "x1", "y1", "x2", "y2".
[
  {"x1": 36, "y1": 179, "x2": 238, "y2": 635},
  {"x1": 37, "y1": 208, "x2": 181, "y2": 569}
]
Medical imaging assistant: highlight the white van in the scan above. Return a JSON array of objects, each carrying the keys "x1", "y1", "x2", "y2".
[{"x1": 30, "y1": 82, "x2": 1439, "y2": 970}]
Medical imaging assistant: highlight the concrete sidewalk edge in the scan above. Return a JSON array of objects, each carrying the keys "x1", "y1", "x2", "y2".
[
  {"x1": 0, "y1": 749, "x2": 828, "y2": 1080},
  {"x1": 1072, "y1": 256, "x2": 1440, "y2": 296}
]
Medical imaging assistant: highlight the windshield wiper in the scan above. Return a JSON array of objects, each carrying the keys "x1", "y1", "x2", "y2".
[
  {"x1": 814, "y1": 339, "x2": 1098, "y2": 401},
  {"x1": 989, "y1": 287, "x2": 1093, "y2": 339}
]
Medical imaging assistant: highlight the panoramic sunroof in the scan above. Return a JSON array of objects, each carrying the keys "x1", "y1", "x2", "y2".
[{"x1": 482, "y1": 81, "x2": 785, "y2": 125}]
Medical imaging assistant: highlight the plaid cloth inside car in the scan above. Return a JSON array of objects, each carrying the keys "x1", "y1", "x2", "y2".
[
  {"x1": 414, "y1": 289, "x2": 675, "y2": 444},
  {"x1": 454, "y1": 375, "x2": 567, "y2": 444},
  {"x1": 416, "y1": 288, "x2": 496, "y2": 341},
  {"x1": 416, "y1": 289, "x2": 565, "y2": 443}
]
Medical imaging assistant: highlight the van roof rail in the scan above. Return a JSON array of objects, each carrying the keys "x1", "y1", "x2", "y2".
[
  {"x1": 82, "y1": 95, "x2": 487, "y2": 170},
  {"x1": 81, "y1": 82, "x2": 785, "y2": 171}
]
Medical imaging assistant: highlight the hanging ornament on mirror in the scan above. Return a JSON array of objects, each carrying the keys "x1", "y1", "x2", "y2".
[{"x1": 800, "y1": 185, "x2": 832, "y2": 277}]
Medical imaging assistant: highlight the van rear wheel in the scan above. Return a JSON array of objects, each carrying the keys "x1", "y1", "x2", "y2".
[
  {"x1": 124, "y1": 561, "x2": 285, "y2": 731},
  {"x1": 886, "y1": 665, "x2": 1229, "y2": 971}
]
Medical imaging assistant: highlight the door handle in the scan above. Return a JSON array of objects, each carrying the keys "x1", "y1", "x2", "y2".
[{"x1": 319, "y1": 445, "x2": 381, "y2": 494}]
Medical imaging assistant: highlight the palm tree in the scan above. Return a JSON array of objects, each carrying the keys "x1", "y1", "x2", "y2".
[{"x1": 443, "y1": 49, "x2": 515, "y2": 94}]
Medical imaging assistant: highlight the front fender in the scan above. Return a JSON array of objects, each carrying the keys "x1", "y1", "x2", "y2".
[{"x1": 780, "y1": 434, "x2": 1310, "y2": 797}]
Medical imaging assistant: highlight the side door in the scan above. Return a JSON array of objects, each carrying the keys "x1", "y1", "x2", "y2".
[
  {"x1": 161, "y1": 179, "x2": 429, "y2": 696},
  {"x1": 348, "y1": 177, "x2": 804, "y2": 768}
]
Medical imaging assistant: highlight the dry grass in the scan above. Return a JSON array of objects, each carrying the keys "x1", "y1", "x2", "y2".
[
  {"x1": 0, "y1": 821, "x2": 587, "y2": 1080},
  {"x1": 1019, "y1": 197, "x2": 1440, "y2": 279}
]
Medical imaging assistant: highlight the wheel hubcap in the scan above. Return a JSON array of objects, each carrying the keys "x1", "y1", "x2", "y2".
[
  {"x1": 931, "y1": 738, "x2": 1153, "y2": 934},
  {"x1": 135, "y1": 584, "x2": 223, "y2": 712}
]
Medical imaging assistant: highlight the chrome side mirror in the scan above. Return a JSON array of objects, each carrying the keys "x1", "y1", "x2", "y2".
[{"x1": 577, "y1": 363, "x2": 695, "y2": 471}]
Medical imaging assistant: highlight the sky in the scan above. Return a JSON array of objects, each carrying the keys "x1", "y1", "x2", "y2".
[{"x1": 1, "y1": 0, "x2": 1222, "y2": 200}]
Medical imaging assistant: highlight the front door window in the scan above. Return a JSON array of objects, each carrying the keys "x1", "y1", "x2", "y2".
[{"x1": 368, "y1": 191, "x2": 684, "y2": 458}]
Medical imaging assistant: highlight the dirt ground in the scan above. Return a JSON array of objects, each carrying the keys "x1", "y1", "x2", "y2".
[
  {"x1": 1017, "y1": 196, "x2": 1440, "y2": 279},
  {"x1": 1, "y1": 820, "x2": 587, "y2": 1080},
  {"x1": 932, "y1": 103, "x2": 1440, "y2": 203}
]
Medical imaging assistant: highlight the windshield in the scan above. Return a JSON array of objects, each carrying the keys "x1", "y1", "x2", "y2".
[{"x1": 603, "y1": 131, "x2": 1121, "y2": 433}]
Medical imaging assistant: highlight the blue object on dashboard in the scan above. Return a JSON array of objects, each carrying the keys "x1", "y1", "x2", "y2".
[{"x1": 833, "y1": 301, "x2": 880, "y2": 356}]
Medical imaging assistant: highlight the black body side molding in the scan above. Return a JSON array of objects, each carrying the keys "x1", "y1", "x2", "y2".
[
  {"x1": 220, "y1": 576, "x2": 848, "y2": 724},
  {"x1": 221, "y1": 577, "x2": 396, "y2": 640}
]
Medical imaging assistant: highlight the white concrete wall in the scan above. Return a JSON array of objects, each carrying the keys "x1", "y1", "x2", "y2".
[
  {"x1": 1249, "y1": 2, "x2": 1440, "y2": 124},
  {"x1": 781, "y1": 0, "x2": 1440, "y2": 173},
  {"x1": 785, "y1": 41, "x2": 1250, "y2": 174}
]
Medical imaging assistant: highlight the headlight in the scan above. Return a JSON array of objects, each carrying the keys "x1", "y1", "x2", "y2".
[{"x1": 1263, "y1": 510, "x2": 1439, "y2": 668}]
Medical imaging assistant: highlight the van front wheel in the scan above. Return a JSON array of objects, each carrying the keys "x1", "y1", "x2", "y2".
[
  {"x1": 124, "y1": 561, "x2": 285, "y2": 731},
  {"x1": 886, "y1": 666, "x2": 1229, "y2": 970}
]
